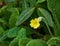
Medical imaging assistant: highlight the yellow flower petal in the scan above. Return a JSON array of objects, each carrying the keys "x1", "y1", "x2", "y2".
[{"x1": 30, "y1": 18, "x2": 40, "y2": 29}]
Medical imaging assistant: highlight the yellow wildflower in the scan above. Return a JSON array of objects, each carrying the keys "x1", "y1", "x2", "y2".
[
  {"x1": 30, "y1": 18, "x2": 40, "y2": 29},
  {"x1": 30, "y1": 17, "x2": 43, "y2": 29}
]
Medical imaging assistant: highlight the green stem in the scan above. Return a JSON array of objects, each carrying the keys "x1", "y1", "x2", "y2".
[{"x1": 45, "y1": 21, "x2": 53, "y2": 37}]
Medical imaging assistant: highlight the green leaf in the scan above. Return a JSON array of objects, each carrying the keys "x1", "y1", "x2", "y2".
[
  {"x1": 37, "y1": 0, "x2": 46, "y2": 3},
  {"x1": 9, "y1": 28, "x2": 27, "y2": 46},
  {"x1": 9, "y1": 8, "x2": 19, "y2": 28},
  {"x1": 0, "y1": 18, "x2": 6, "y2": 24},
  {"x1": 37, "y1": 8, "x2": 53, "y2": 36},
  {"x1": 0, "y1": 18, "x2": 7, "y2": 28},
  {"x1": 19, "y1": 38, "x2": 31, "y2": 46},
  {"x1": 22, "y1": 0, "x2": 28, "y2": 10},
  {"x1": 9, "y1": 37, "x2": 18, "y2": 46},
  {"x1": 0, "y1": 6, "x2": 7, "y2": 13},
  {"x1": 37, "y1": 8, "x2": 54, "y2": 27},
  {"x1": 7, "y1": 27, "x2": 20, "y2": 38},
  {"x1": 0, "y1": 26, "x2": 5, "y2": 34},
  {"x1": 16, "y1": 7, "x2": 35, "y2": 26},
  {"x1": 47, "y1": 0, "x2": 60, "y2": 36},
  {"x1": 0, "y1": 31, "x2": 7, "y2": 42},
  {"x1": 17, "y1": 28, "x2": 27, "y2": 38},
  {"x1": 47, "y1": 37, "x2": 60, "y2": 46},
  {"x1": 26, "y1": 39, "x2": 48, "y2": 46},
  {"x1": 22, "y1": 26, "x2": 33, "y2": 37},
  {"x1": 43, "y1": 18, "x2": 53, "y2": 37},
  {"x1": 27, "y1": 0, "x2": 37, "y2": 7}
]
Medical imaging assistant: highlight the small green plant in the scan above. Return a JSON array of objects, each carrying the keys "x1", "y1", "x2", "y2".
[{"x1": 0, "y1": 0, "x2": 60, "y2": 46}]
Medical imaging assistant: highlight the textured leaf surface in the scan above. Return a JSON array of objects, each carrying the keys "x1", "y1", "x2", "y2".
[
  {"x1": 0, "y1": 31, "x2": 7, "y2": 42},
  {"x1": 16, "y1": 7, "x2": 35, "y2": 26},
  {"x1": 37, "y1": 0, "x2": 46, "y2": 3},
  {"x1": 0, "y1": 26, "x2": 5, "y2": 34},
  {"x1": 26, "y1": 39, "x2": 48, "y2": 46},
  {"x1": 0, "y1": 6, "x2": 7, "y2": 13},
  {"x1": 9, "y1": 28, "x2": 27, "y2": 46},
  {"x1": 9, "y1": 8, "x2": 19, "y2": 28},
  {"x1": 47, "y1": 0, "x2": 60, "y2": 36},
  {"x1": 47, "y1": 37, "x2": 60, "y2": 46},
  {"x1": 19, "y1": 38, "x2": 31, "y2": 46},
  {"x1": 7, "y1": 27, "x2": 20, "y2": 38},
  {"x1": 22, "y1": 0, "x2": 28, "y2": 10},
  {"x1": 37, "y1": 8, "x2": 53, "y2": 27}
]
